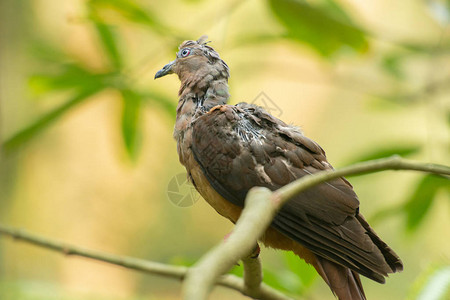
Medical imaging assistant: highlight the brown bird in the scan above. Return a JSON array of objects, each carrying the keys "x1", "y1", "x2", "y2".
[{"x1": 155, "y1": 36, "x2": 403, "y2": 300}]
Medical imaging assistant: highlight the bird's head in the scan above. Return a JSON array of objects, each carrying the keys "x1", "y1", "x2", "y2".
[{"x1": 154, "y1": 35, "x2": 229, "y2": 84}]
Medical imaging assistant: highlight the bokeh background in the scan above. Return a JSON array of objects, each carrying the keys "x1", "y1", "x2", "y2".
[{"x1": 1, "y1": 0, "x2": 449, "y2": 299}]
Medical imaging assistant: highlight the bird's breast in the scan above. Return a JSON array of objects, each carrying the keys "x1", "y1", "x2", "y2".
[
  {"x1": 190, "y1": 163, "x2": 242, "y2": 223},
  {"x1": 176, "y1": 126, "x2": 242, "y2": 223}
]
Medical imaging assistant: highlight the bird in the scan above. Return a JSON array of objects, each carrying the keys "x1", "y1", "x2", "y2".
[{"x1": 154, "y1": 36, "x2": 403, "y2": 300}]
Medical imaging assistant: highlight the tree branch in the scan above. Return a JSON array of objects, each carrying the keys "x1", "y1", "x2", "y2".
[
  {"x1": 243, "y1": 256, "x2": 264, "y2": 294},
  {"x1": 0, "y1": 224, "x2": 291, "y2": 300},
  {"x1": 182, "y1": 188, "x2": 284, "y2": 299},
  {"x1": 275, "y1": 156, "x2": 449, "y2": 203},
  {"x1": 1, "y1": 157, "x2": 448, "y2": 300},
  {"x1": 182, "y1": 156, "x2": 450, "y2": 300}
]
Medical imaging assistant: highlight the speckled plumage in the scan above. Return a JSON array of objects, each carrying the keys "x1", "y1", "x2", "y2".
[{"x1": 155, "y1": 36, "x2": 403, "y2": 300}]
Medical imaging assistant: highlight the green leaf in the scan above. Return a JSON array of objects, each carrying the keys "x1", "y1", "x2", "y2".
[
  {"x1": 404, "y1": 175, "x2": 450, "y2": 231},
  {"x1": 282, "y1": 251, "x2": 317, "y2": 292},
  {"x1": 258, "y1": 252, "x2": 318, "y2": 295},
  {"x1": 28, "y1": 40, "x2": 67, "y2": 64},
  {"x1": 268, "y1": 0, "x2": 369, "y2": 57},
  {"x1": 262, "y1": 268, "x2": 296, "y2": 294},
  {"x1": 228, "y1": 264, "x2": 244, "y2": 277},
  {"x1": 120, "y1": 89, "x2": 142, "y2": 160},
  {"x1": 320, "y1": 0, "x2": 354, "y2": 24},
  {"x1": 29, "y1": 63, "x2": 109, "y2": 95},
  {"x1": 2, "y1": 87, "x2": 103, "y2": 152},
  {"x1": 93, "y1": 22, "x2": 122, "y2": 70},
  {"x1": 346, "y1": 145, "x2": 421, "y2": 164},
  {"x1": 89, "y1": 0, "x2": 164, "y2": 29}
]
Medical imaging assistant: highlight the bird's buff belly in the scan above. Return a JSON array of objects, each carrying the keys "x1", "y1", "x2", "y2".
[{"x1": 189, "y1": 163, "x2": 242, "y2": 223}]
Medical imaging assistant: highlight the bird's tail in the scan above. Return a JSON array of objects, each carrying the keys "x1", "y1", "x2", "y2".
[{"x1": 314, "y1": 255, "x2": 366, "y2": 300}]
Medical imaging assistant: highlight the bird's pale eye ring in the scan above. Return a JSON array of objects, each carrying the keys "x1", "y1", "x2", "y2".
[{"x1": 181, "y1": 49, "x2": 191, "y2": 57}]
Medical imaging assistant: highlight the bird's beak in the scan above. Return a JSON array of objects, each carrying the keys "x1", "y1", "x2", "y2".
[{"x1": 154, "y1": 60, "x2": 175, "y2": 79}]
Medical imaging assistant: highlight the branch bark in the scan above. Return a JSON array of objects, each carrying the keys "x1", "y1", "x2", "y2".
[
  {"x1": 243, "y1": 256, "x2": 264, "y2": 294},
  {"x1": 182, "y1": 188, "x2": 283, "y2": 299},
  {"x1": 1, "y1": 157, "x2": 448, "y2": 300},
  {"x1": 182, "y1": 156, "x2": 450, "y2": 300},
  {"x1": 0, "y1": 224, "x2": 291, "y2": 300}
]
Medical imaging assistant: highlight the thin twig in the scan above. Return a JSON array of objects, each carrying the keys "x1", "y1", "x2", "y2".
[
  {"x1": 1, "y1": 157, "x2": 448, "y2": 300},
  {"x1": 275, "y1": 156, "x2": 450, "y2": 203},
  {"x1": 183, "y1": 156, "x2": 450, "y2": 300},
  {"x1": 243, "y1": 256, "x2": 264, "y2": 294},
  {"x1": 183, "y1": 187, "x2": 293, "y2": 299},
  {"x1": 0, "y1": 224, "x2": 291, "y2": 300}
]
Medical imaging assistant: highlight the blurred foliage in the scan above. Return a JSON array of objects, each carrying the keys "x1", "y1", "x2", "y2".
[
  {"x1": 347, "y1": 145, "x2": 422, "y2": 164},
  {"x1": 269, "y1": 0, "x2": 368, "y2": 56},
  {"x1": 2, "y1": 0, "x2": 178, "y2": 159},
  {"x1": 3, "y1": 0, "x2": 449, "y2": 159},
  {"x1": 265, "y1": 252, "x2": 317, "y2": 296},
  {"x1": 382, "y1": 53, "x2": 406, "y2": 80},
  {"x1": 404, "y1": 175, "x2": 449, "y2": 231},
  {"x1": 1, "y1": 0, "x2": 449, "y2": 299},
  {"x1": 229, "y1": 251, "x2": 317, "y2": 297},
  {"x1": 0, "y1": 280, "x2": 134, "y2": 300},
  {"x1": 370, "y1": 174, "x2": 449, "y2": 232},
  {"x1": 3, "y1": 88, "x2": 102, "y2": 151},
  {"x1": 88, "y1": 0, "x2": 172, "y2": 33},
  {"x1": 346, "y1": 146, "x2": 449, "y2": 234},
  {"x1": 409, "y1": 264, "x2": 450, "y2": 300}
]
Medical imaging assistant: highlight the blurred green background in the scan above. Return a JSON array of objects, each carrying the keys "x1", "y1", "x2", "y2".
[{"x1": 0, "y1": 0, "x2": 449, "y2": 299}]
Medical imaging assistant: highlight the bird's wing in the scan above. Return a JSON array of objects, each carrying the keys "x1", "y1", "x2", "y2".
[{"x1": 191, "y1": 103, "x2": 402, "y2": 282}]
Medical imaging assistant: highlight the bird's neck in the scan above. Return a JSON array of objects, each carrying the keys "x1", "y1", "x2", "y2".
[{"x1": 173, "y1": 76, "x2": 230, "y2": 141}]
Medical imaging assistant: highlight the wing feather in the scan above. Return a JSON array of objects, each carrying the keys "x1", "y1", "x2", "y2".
[{"x1": 191, "y1": 103, "x2": 402, "y2": 281}]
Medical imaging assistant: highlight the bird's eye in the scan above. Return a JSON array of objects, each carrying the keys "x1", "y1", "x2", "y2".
[{"x1": 181, "y1": 49, "x2": 190, "y2": 57}]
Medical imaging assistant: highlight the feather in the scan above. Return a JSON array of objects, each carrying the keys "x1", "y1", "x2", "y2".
[{"x1": 156, "y1": 36, "x2": 404, "y2": 299}]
